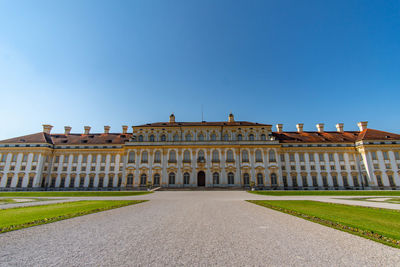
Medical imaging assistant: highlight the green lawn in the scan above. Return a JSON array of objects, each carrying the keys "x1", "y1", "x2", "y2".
[
  {"x1": 249, "y1": 190, "x2": 400, "y2": 196},
  {"x1": 0, "y1": 191, "x2": 152, "y2": 197},
  {"x1": 248, "y1": 200, "x2": 400, "y2": 248},
  {"x1": 0, "y1": 200, "x2": 146, "y2": 233},
  {"x1": 0, "y1": 198, "x2": 53, "y2": 205}
]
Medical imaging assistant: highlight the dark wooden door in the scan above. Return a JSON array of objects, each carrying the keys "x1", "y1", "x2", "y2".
[{"x1": 197, "y1": 171, "x2": 206, "y2": 186}]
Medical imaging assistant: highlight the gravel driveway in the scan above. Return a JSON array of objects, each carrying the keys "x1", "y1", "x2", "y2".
[{"x1": 0, "y1": 191, "x2": 399, "y2": 266}]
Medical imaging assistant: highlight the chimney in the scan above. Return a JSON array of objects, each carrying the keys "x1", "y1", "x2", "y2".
[
  {"x1": 42, "y1": 124, "x2": 53, "y2": 134},
  {"x1": 104, "y1": 126, "x2": 110, "y2": 134},
  {"x1": 169, "y1": 113, "x2": 175, "y2": 123},
  {"x1": 316, "y1": 123, "x2": 324, "y2": 133},
  {"x1": 357, "y1": 121, "x2": 368, "y2": 131},
  {"x1": 64, "y1": 126, "x2": 72, "y2": 135},
  {"x1": 84, "y1": 126, "x2": 91, "y2": 135},
  {"x1": 276, "y1": 124, "x2": 283, "y2": 133},
  {"x1": 296, "y1": 123, "x2": 304, "y2": 133},
  {"x1": 228, "y1": 113, "x2": 235, "y2": 122},
  {"x1": 122, "y1": 125, "x2": 128, "y2": 134},
  {"x1": 336, "y1": 123, "x2": 344, "y2": 133}
]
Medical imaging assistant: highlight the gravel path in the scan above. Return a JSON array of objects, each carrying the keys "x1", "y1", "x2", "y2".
[{"x1": 0, "y1": 191, "x2": 400, "y2": 266}]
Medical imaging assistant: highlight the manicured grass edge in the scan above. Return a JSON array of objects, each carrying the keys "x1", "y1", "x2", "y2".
[
  {"x1": 247, "y1": 200, "x2": 400, "y2": 249},
  {"x1": 0, "y1": 200, "x2": 147, "y2": 234},
  {"x1": 247, "y1": 190, "x2": 400, "y2": 196},
  {"x1": 0, "y1": 191, "x2": 153, "y2": 197}
]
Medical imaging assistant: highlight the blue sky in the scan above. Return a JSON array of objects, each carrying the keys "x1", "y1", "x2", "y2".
[{"x1": 0, "y1": 0, "x2": 399, "y2": 139}]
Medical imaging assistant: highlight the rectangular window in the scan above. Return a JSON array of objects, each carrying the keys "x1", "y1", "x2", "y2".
[
  {"x1": 310, "y1": 165, "x2": 315, "y2": 170},
  {"x1": 388, "y1": 175, "x2": 396, "y2": 187},
  {"x1": 79, "y1": 177, "x2": 85, "y2": 187},
  {"x1": 12, "y1": 154, "x2": 17, "y2": 162},
  {"x1": 100, "y1": 166, "x2": 105, "y2": 172},
  {"x1": 72, "y1": 166, "x2": 77, "y2": 172},
  {"x1": 69, "y1": 177, "x2": 75, "y2": 188},
  {"x1": 352, "y1": 176, "x2": 359, "y2": 187},
  {"x1": 340, "y1": 165, "x2": 345, "y2": 170},
  {"x1": 81, "y1": 166, "x2": 86, "y2": 171},
  {"x1": 55, "y1": 156, "x2": 60, "y2": 163},
  {"x1": 371, "y1": 151, "x2": 377, "y2": 160},
  {"x1": 299, "y1": 153, "x2": 304, "y2": 162},
  {"x1": 321, "y1": 165, "x2": 325, "y2": 170},
  {"x1": 300, "y1": 166, "x2": 305, "y2": 171},
  {"x1": 53, "y1": 167, "x2": 58, "y2": 172},
  {"x1": 332, "y1": 176, "x2": 338, "y2": 187},
  {"x1": 291, "y1": 176, "x2": 298, "y2": 187},
  {"x1": 110, "y1": 166, "x2": 115, "y2": 171},
  {"x1": 33, "y1": 154, "x2": 39, "y2": 162},
  {"x1": 280, "y1": 154, "x2": 285, "y2": 162},
  {"x1": 312, "y1": 176, "x2": 318, "y2": 187},
  {"x1": 89, "y1": 177, "x2": 94, "y2": 188},
  {"x1": 319, "y1": 153, "x2": 324, "y2": 162},
  {"x1": 0, "y1": 153, "x2": 6, "y2": 162},
  {"x1": 383, "y1": 151, "x2": 389, "y2": 160},
  {"x1": 281, "y1": 166, "x2": 286, "y2": 170},
  {"x1": 28, "y1": 177, "x2": 34, "y2": 188},
  {"x1": 111, "y1": 155, "x2": 116, "y2": 162},
  {"x1": 62, "y1": 167, "x2": 67, "y2": 172},
  {"x1": 309, "y1": 153, "x2": 314, "y2": 162},
  {"x1": 351, "y1": 165, "x2": 356, "y2": 170},
  {"x1": 282, "y1": 176, "x2": 288, "y2": 188},
  {"x1": 82, "y1": 156, "x2": 87, "y2": 163},
  {"x1": 101, "y1": 155, "x2": 106, "y2": 163},
  {"x1": 92, "y1": 155, "x2": 97, "y2": 163},
  {"x1": 22, "y1": 154, "x2": 28, "y2": 162},
  {"x1": 330, "y1": 165, "x2": 335, "y2": 170},
  {"x1": 10, "y1": 166, "x2": 15, "y2": 171},
  {"x1": 6, "y1": 177, "x2": 13, "y2": 188},
  {"x1": 395, "y1": 151, "x2": 400, "y2": 160},
  {"x1": 21, "y1": 166, "x2": 26, "y2": 171},
  {"x1": 98, "y1": 177, "x2": 104, "y2": 188},
  {"x1": 108, "y1": 177, "x2": 114, "y2": 187},
  {"x1": 50, "y1": 177, "x2": 56, "y2": 188},
  {"x1": 60, "y1": 177, "x2": 65, "y2": 188},
  {"x1": 376, "y1": 175, "x2": 383, "y2": 187},
  {"x1": 342, "y1": 176, "x2": 348, "y2": 187},
  {"x1": 322, "y1": 176, "x2": 328, "y2": 187},
  {"x1": 73, "y1": 156, "x2": 78, "y2": 163},
  {"x1": 31, "y1": 165, "x2": 36, "y2": 171},
  {"x1": 302, "y1": 176, "x2": 308, "y2": 187},
  {"x1": 329, "y1": 153, "x2": 334, "y2": 162},
  {"x1": 63, "y1": 155, "x2": 69, "y2": 163},
  {"x1": 289, "y1": 154, "x2": 295, "y2": 162},
  {"x1": 91, "y1": 167, "x2": 95, "y2": 171},
  {"x1": 16, "y1": 176, "x2": 23, "y2": 188},
  {"x1": 374, "y1": 164, "x2": 379, "y2": 169},
  {"x1": 386, "y1": 164, "x2": 391, "y2": 169},
  {"x1": 290, "y1": 166, "x2": 296, "y2": 171},
  {"x1": 339, "y1": 153, "x2": 344, "y2": 161}
]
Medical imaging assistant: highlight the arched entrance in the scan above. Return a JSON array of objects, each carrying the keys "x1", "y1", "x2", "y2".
[{"x1": 197, "y1": 171, "x2": 206, "y2": 186}]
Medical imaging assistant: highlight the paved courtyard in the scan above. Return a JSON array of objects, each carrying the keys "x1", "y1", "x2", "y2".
[{"x1": 1, "y1": 191, "x2": 400, "y2": 266}]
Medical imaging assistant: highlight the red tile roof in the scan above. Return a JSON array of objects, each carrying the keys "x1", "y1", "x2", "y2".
[{"x1": 1, "y1": 128, "x2": 399, "y2": 145}]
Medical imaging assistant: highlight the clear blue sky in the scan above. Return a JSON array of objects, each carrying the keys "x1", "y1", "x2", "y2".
[{"x1": 0, "y1": 0, "x2": 399, "y2": 139}]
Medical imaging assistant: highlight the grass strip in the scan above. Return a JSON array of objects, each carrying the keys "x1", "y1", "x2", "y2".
[
  {"x1": 249, "y1": 190, "x2": 400, "y2": 196},
  {"x1": 0, "y1": 191, "x2": 152, "y2": 197},
  {"x1": 0, "y1": 200, "x2": 147, "y2": 234},
  {"x1": 248, "y1": 200, "x2": 400, "y2": 248}
]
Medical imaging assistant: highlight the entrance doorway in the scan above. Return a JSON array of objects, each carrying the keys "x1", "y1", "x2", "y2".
[{"x1": 197, "y1": 171, "x2": 206, "y2": 186}]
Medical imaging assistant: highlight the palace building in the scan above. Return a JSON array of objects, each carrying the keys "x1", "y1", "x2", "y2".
[{"x1": 0, "y1": 113, "x2": 400, "y2": 191}]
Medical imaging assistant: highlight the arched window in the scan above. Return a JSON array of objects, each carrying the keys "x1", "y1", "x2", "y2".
[
  {"x1": 261, "y1": 134, "x2": 266, "y2": 140},
  {"x1": 186, "y1": 134, "x2": 192, "y2": 141},
  {"x1": 243, "y1": 173, "x2": 250, "y2": 185},
  {"x1": 138, "y1": 135, "x2": 143, "y2": 142},
  {"x1": 154, "y1": 151, "x2": 161, "y2": 163},
  {"x1": 127, "y1": 174, "x2": 133, "y2": 186},
  {"x1": 271, "y1": 173, "x2": 277, "y2": 185},
  {"x1": 169, "y1": 150, "x2": 176, "y2": 162},
  {"x1": 198, "y1": 133, "x2": 204, "y2": 141},
  {"x1": 269, "y1": 150, "x2": 276, "y2": 162},
  {"x1": 153, "y1": 173, "x2": 160, "y2": 185},
  {"x1": 140, "y1": 174, "x2": 147, "y2": 185},
  {"x1": 224, "y1": 133, "x2": 229, "y2": 141},
  {"x1": 212, "y1": 150, "x2": 219, "y2": 162},
  {"x1": 257, "y1": 173, "x2": 263, "y2": 185},
  {"x1": 227, "y1": 150, "x2": 234, "y2": 162},
  {"x1": 242, "y1": 150, "x2": 249, "y2": 162},
  {"x1": 237, "y1": 134, "x2": 243, "y2": 141},
  {"x1": 249, "y1": 134, "x2": 254, "y2": 141},
  {"x1": 161, "y1": 134, "x2": 166, "y2": 142},
  {"x1": 228, "y1": 172, "x2": 235, "y2": 184},
  {"x1": 183, "y1": 150, "x2": 191, "y2": 162},
  {"x1": 128, "y1": 151, "x2": 135, "y2": 163},
  {"x1": 173, "y1": 134, "x2": 179, "y2": 141},
  {"x1": 198, "y1": 150, "x2": 205, "y2": 162},
  {"x1": 211, "y1": 133, "x2": 217, "y2": 141},
  {"x1": 149, "y1": 135, "x2": 155, "y2": 142},
  {"x1": 213, "y1": 172, "x2": 219, "y2": 184},
  {"x1": 141, "y1": 151, "x2": 148, "y2": 163},
  {"x1": 255, "y1": 150, "x2": 263, "y2": 162},
  {"x1": 169, "y1": 172, "x2": 175, "y2": 185},
  {"x1": 183, "y1": 172, "x2": 190, "y2": 184}
]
